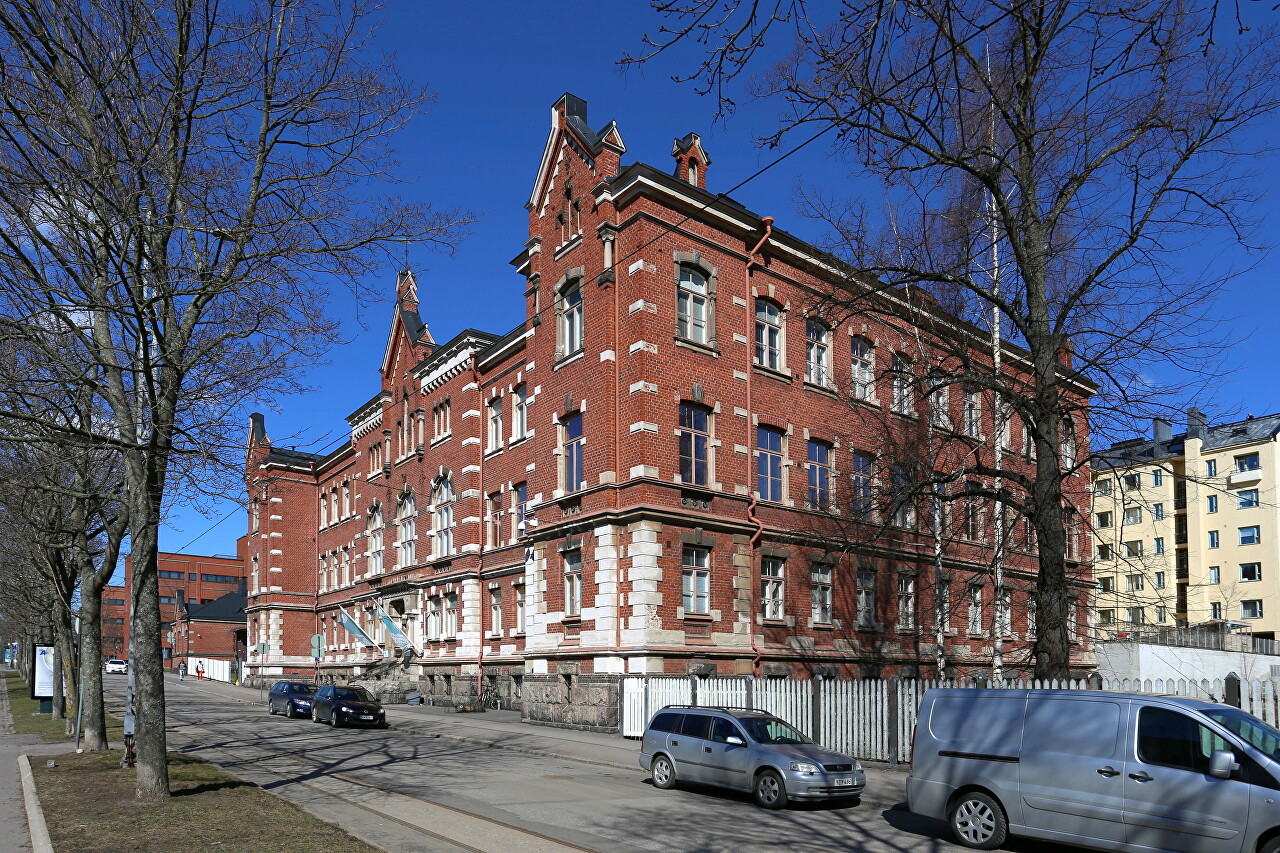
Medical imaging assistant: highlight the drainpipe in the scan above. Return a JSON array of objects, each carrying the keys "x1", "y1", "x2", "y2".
[
  {"x1": 744, "y1": 217, "x2": 773, "y2": 677},
  {"x1": 600, "y1": 225, "x2": 624, "y2": 668},
  {"x1": 472, "y1": 352, "x2": 486, "y2": 700}
]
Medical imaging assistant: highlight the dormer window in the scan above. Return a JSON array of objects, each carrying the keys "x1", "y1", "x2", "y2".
[{"x1": 688, "y1": 159, "x2": 698, "y2": 185}]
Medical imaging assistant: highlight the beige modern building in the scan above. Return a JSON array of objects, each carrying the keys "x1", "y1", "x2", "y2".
[{"x1": 1091, "y1": 410, "x2": 1280, "y2": 645}]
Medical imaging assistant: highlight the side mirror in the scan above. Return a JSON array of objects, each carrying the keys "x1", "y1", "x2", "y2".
[
  {"x1": 726, "y1": 736, "x2": 744, "y2": 746},
  {"x1": 1209, "y1": 749, "x2": 1239, "y2": 779}
]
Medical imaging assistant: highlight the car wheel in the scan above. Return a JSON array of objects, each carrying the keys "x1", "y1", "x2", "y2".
[
  {"x1": 268, "y1": 701, "x2": 277, "y2": 716},
  {"x1": 312, "y1": 707, "x2": 321, "y2": 724},
  {"x1": 1261, "y1": 840, "x2": 1280, "y2": 853},
  {"x1": 286, "y1": 701, "x2": 297, "y2": 718},
  {"x1": 949, "y1": 791, "x2": 1008, "y2": 850},
  {"x1": 754, "y1": 769, "x2": 789, "y2": 810},
  {"x1": 330, "y1": 710, "x2": 341, "y2": 728},
  {"x1": 650, "y1": 755, "x2": 676, "y2": 790}
]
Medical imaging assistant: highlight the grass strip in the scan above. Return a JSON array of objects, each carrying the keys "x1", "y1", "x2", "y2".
[
  {"x1": 4, "y1": 670, "x2": 125, "y2": 742},
  {"x1": 33, "y1": 750, "x2": 387, "y2": 853}
]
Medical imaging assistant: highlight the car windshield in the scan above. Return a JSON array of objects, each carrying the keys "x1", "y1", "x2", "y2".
[
  {"x1": 333, "y1": 687, "x2": 374, "y2": 702},
  {"x1": 738, "y1": 716, "x2": 812, "y2": 745},
  {"x1": 1201, "y1": 707, "x2": 1280, "y2": 759},
  {"x1": 289, "y1": 684, "x2": 316, "y2": 696}
]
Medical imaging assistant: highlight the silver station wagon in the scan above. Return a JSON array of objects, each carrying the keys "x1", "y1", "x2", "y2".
[{"x1": 638, "y1": 705, "x2": 866, "y2": 809}]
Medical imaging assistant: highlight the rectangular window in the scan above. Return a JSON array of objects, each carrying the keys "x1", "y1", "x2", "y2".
[
  {"x1": 560, "y1": 280, "x2": 584, "y2": 355},
  {"x1": 890, "y1": 463, "x2": 915, "y2": 529},
  {"x1": 962, "y1": 387, "x2": 981, "y2": 437},
  {"x1": 805, "y1": 320, "x2": 830, "y2": 385},
  {"x1": 851, "y1": 451, "x2": 874, "y2": 517},
  {"x1": 677, "y1": 266, "x2": 709, "y2": 344},
  {"x1": 562, "y1": 413, "x2": 585, "y2": 493},
  {"x1": 486, "y1": 492, "x2": 503, "y2": 548},
  {"x1": 807, "y1": 441, "x2": 831, "y2": 510},
  {"x1": 513, "y1": 482, "x2": 529, "y2": 540},
  {"x1": 995, "y1": 587, "x2": 1011, "y2": 637},
  {"x1": 811, "y1": 566, "x2": 832, "y2": 623},
  {"x1": 681, "y1": 546, "x2": 710, "y2": 614},
  {"x1": 1154, "y1": 571, "x2": 1166, "y2": 589},
  {"x1": 1123, "y1": 473, "x2": 1141, "y2": 491},
  {"x1": 1206, "y1": 459, "x2": 1218, "y2": 477},
  {"x1": 761, "y1": 557, "x2": 785, "y2": 620},
  {"x1": 756, "y1": 426, "x2": 784, "y2": 502},
  {"x1": 512, "y1": 384, "x2": 528, "y2": 440},
  {"x1": 1209, "y1": 565, "x2": 1221, "y2": 584},
  {"x1": 1124, "y1": 541, "x2": 1143, "y2": 558},
  {"x1": 563, "y1": 550, "x2": 583, "y2": 617},
  {"x1": 1095, "y1": 511, "x2": 1113, "y2": 529},
  {"x1": 1156, "y1": 606, "x2": 1167, "y2": 622},
  {"x1": 1210, "y1": 602, "x2": 1223, "y2": 620},
  {"x1": 755, "y1": 300, "x2": 782, "y2": 370},
  {"x1": 1241, "y1": 562, "x2": 1262, "y2": 582},
  {"x1": 444, "y1": 593, "x2": 458, "y2": 638},
  {"x1": 937, "y1": 579, "x2": 953, "y2": 633},
  {"x1": 1026, "y1": 592, "x2": 1036, "y2": 637},
  {"x1": 1152, "y1": 469, "x2": 1164, "y2": 486},
  {"x1": 1208, "y1": 530, "x2": 1220, "y2": 549},
  {"x1": 1154, "y1": 537, "x2": 1165, "y2": 554},
  {"x1": 1207, "y1": 495, "x2": 1218, "y2": 514},
  {"x1": 1236, "y1": 453, "x2": 1260, "y2": 472},
  {"x1": 487, "y1": 397, "x2": 504, "y2": 451},
  {"x1": 856, "y1": 571, "x2": 876, "y2": 627},
  {"x1": 1240, "y1": 525, "x2": 1261, "y2": 546},
  {"x1": 1127, "y1": 607, "x2": 1145, "y2": 625},
  {"x1": 158, "y1": 570, "x2": 184, "y2": 579},
  {"x1": 489, "y1": 588, "x2": 502, "y2": 635},
  {"x1": 1126, "y1": 573, "x2": 1145, "y2": 592},
  {"x1": 1153, "y1": 503, "x2": 1164, "y2": 521},
  {"x1": 1098, "y1": 576, "x2": 1114, "y2": 593},
  {"x1": 967, "y1": 586, "x2": 983, "y2": 634},
  {"x1": 515, "y1": 584, "x2": 526, "y2": 633},
  {"x1": 1096, "y1": 543, "x2": 1114, "y2": 561},
  {"x1": 679, "y1": 404, "x2": 710, "y2": 486},
  {"x1": 851, "y1": 339, "x2": 873, "y2": 400},
  {"x1": 1243, "y1": 600, "x2": 1264, "y2": 619},
  {"x1": 963, "y1": 493, "x2": 981, "y2": 541},
  {"x1": 1123, "y1": 506, "x2": 1143, "y2": 525},
  {"x1": 891, "y1": 353, "x2": 913, "y2": 415},
  {"x1": 897, "y1": 576, "x2": 915, "y2": 630},
  {"x1": 1238, "y1": 489, "x2": 1260, "y2": 509},
  {"x1": 1095, "y1": 479, "x2": 1113, "y2": 496},
  {"x1": 1098, "y1": 609, "x2": 1115, "y2": 626}
]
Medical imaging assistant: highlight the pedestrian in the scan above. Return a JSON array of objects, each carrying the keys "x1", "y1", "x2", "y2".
[
  {"x1": 178, "y1": 662, "x2": 186, "y2": 681},
  {"x1": 195, "y1": 662, "x2": 204, "y2": 681}
]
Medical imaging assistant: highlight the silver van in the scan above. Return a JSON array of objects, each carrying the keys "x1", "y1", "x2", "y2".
[
  {"x1": 908, "y1": 688, "x2": 1280, "y2": 852},
  {"x1": 638, "y1": 705, "x2": 866, "y2": 809}
]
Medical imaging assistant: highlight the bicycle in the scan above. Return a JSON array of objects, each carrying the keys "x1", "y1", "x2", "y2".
[{"x1": 479, "y1": 685, "x2": 500, "y2": 710}]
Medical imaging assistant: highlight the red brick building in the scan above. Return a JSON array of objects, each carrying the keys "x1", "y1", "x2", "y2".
[
  {"x1": 172, "y1": 588, "x2": 248, "y2": 670},
  {"x1": 100, "y1": 585, "x2": 128, "y2": 661},
  {"x1": 243, "y1": 93, "x2": 1095, "y2": 728},
  {"x1": 116, "y1": 550, "x2": 249, "y2": 664}
]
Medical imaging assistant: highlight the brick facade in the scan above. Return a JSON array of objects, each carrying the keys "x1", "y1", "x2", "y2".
[
  {"x1": 117, "y1": 550, "x2": 249, "y2": 664},
  {"x1": 243, "y1": 93, "x2": 1096, "y2": 727}
]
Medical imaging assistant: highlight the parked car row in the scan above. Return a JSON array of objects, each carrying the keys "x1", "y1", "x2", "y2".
[{"x1": 267, "y1": 680, "x2": 387, "y2": 728}]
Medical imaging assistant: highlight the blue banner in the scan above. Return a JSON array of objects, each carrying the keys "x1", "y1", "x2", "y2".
[
  {"x1": 337, "y1": 606, "x2": 378, "y2": 648},
  {"x1": 375, "y1": 603, "x2": 415, "y2": 653}
]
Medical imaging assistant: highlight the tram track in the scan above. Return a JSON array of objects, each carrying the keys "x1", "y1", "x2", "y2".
[{"x1": 107, "y1": 697, "x2": 613, "y2": 853}]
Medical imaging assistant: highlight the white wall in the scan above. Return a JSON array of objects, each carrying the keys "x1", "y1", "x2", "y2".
[{"x1": 1095, "y1": 641, "x2": 1280, "y2": 683}]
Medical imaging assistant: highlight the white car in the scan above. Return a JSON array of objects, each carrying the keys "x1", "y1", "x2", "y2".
[{"x1": 104, "y1": 659, "x2": 128, "y2": 674}]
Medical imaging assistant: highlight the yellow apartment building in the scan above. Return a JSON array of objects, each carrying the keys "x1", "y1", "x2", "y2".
[{"x1": 1091, "y1": 410, "x2": 1280, "y2": 645}]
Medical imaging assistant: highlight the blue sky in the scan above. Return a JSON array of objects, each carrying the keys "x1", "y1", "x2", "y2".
[{"x1": 158, "y1": 1, "x2": 1280, "y2": 560}]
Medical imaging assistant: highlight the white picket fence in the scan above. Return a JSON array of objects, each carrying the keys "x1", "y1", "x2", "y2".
[
  {"x1": 185, "y1": 656, "x2": 237, "y2": 684},
  {"x1": 620, "y1": 674, "x2": 1280, "y2": 763}
]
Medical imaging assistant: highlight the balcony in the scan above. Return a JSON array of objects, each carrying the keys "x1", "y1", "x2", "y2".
[{"x1": 1229, "y1": 468, "x2": 1263, "y2": 487}]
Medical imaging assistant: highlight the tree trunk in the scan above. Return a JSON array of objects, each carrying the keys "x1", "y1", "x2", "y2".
[
  {"x1": 77, "y1": 586, "x2": 108, "y2": 750},
  {"x1": 129, "y1": 511, "x2": 169, "y2": 800},
  {"x1": 50, "y1": 624, "x2": 64, "y2": 720}
]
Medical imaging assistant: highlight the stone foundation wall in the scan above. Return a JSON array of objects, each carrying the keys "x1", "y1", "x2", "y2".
[{"x1": 521, "y1": 673, "x2": 620, "y2": 732}]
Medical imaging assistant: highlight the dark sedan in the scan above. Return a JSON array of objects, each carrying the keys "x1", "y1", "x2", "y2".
[
  {"x1": 310, "y1": 685, "x2": 387, "y2": 728},
  {"x1": 267, "y1": 680, "x2": 317, "y2": 718}
]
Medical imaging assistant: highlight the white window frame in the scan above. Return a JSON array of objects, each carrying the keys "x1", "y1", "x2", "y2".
[
  {"x1": 677, "y1": 265, "x2": 710, "y2": 344},
  {"x1": 682, "y1": 545, "x2": 710, "y2": 615},
  {"x1": 805, "y1": 320, "x2": 831, "y2": 386},
  {"x1": 762, "y1": 556, "x2": 785, "y2": 620},
  {"x1": 755, "y1": 299, "x2": 782, "y2": 370}
]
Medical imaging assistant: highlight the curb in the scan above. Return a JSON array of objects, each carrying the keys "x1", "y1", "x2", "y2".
[{"x1": 18, "y1": 754, "x2": 54, "y2": 853}]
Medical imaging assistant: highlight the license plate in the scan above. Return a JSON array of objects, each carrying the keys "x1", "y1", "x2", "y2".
[
  {"x1": 360, "y1": 714, "x2": 374, "y2": 720},
  {"x1": 833, "y1": 778, "x2": 854, "y2": 786}
]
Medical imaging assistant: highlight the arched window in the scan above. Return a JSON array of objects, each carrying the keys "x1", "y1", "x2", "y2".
[
  {"x1": 688, "y1": 159, "x2": 699, "y2": 185},
  {"x1": 433, "y1": 477, "x2": 454, "y2": 557},
  {"x1": 367, "y1": 504, "x2": 384, "y2": 575},
  {"x1": 1061, "y1": 417, "x2": 1078, "y2": 471},
  {"x1": 851, "y1": 338, "x2": 874, "y2": 400},
  {"x1": 755, "y1": 299, "x2": 782, "y2": 370},
  {"x1": 891, "y1": 353, "x2": 914, "y2": 415},
  {"x1": 397, "y1": 493, "x2": 416, "y2": 567}
]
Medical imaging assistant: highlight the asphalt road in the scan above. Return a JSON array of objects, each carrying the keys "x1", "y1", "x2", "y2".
[{"x1": 100, "y1": 677, "x2": 1085, "y2": 853}]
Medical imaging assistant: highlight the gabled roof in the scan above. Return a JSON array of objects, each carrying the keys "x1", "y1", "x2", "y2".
[
  {"x1": 527, "y1": 93, "x2": 625, "y2": 211},
  {"x1": 380, "y1": 270, "x2": 434, "y2": 379},
  {"x1": 181, "y1": 588, "x2": 246, "y2": 624}
]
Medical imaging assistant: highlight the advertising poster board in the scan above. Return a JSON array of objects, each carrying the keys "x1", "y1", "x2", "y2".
[{"x1": 31, "y1": 643, "x2": 54, "y2": 699}]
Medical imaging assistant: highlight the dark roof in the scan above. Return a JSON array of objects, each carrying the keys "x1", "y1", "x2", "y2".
[
  {"x1": 1096, "y1": 412, "x2": 1280, "y2": 471},
  {"x1": 182, "y1": 588, "x2": 246, "y2": 624}
]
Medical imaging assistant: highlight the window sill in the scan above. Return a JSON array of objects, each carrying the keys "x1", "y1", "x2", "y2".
[
  {"x1": 682, "y1": 613, "x2": 713, "y2": 622},
  {"x1": 753, "y1": 364, "x2": 793, "y2": 384},
  {"x1": 553, "y1": 234, "x2": 583, "y2": 260},
  {"x1": 802, "y1": 379, "x2": 838, "y2": 397},
  {"x1": 553, "y1": 350, "x2": 585, "y2": 370},
  {"x1": 483, "y1": 446, "x2": 503, "y2": 460},
  {"x1": 561, "y1": 616, "x2": 582, "y2": 626},
  {"x1": 430, "y1": 433, "x2": 452, "y2": 448},
  {"x1": 761, "y1": 618, "x2": 788, "y2": 628},
  {"x1": 674, "y1": 338, "x2": 719, "y2": 358},
  {"x1": 508, "y1": 432, "x2": 533, "y2": 448}
]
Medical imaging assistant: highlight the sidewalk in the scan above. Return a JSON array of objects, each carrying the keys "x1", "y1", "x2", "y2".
[{"x1": 176, "y1": 676, "x2": 909, "y2": 809}]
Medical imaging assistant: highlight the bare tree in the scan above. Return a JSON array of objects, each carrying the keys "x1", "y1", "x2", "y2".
[
  {"x1": 629, "y1": 0, "x2": 1280, "y2": 677},
  {"x1": 0, "y1": 0, "x2": 472, "y2": 799}
]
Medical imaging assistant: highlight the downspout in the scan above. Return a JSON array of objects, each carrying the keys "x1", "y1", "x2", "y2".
[
  {"x1": 472, "y1": 353, "x2": 486, "y2": 696},
  {"x1": 602, "y1": 228, "x2": 624, "y2": 663},
  {"x1": 744, "y1": 217, "x2": 773, "y2": 676}
]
